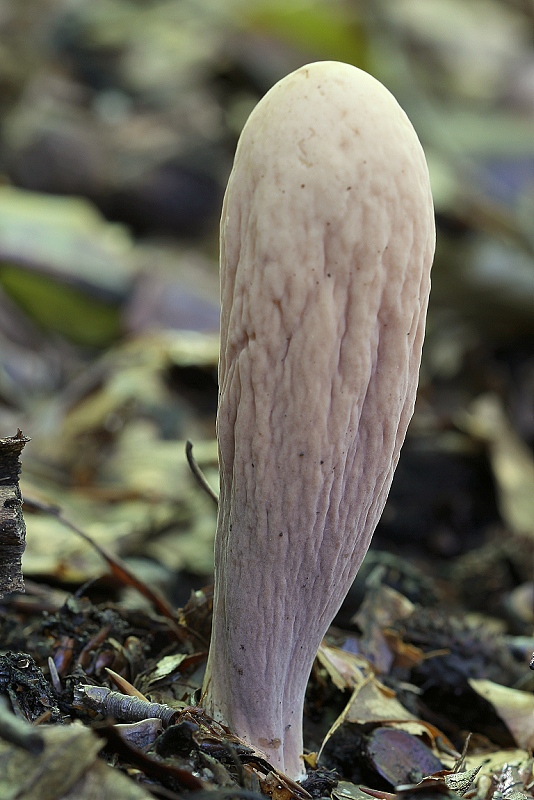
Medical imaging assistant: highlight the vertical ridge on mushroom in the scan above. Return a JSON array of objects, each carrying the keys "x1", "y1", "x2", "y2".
[{"x1": 201, "y1": 60, "x2": 435, "y2": 780}]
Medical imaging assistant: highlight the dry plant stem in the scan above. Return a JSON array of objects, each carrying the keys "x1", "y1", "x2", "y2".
[
  {"x1": 185, "y1": 440, "x2": 219, "y2": 505},
  {"x1": 202, "y1": 61, "x2": 435, "y2": 778}
]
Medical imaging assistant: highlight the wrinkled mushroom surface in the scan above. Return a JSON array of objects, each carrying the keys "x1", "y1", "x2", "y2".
[{"x1": 202, "y1": 61, "x2": 435, "y2": 779}]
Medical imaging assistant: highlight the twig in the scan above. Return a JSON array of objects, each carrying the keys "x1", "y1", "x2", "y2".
[
  {"x1": 73, "y1": 685, "x2": 179, "y2": 726},
  {"x1": 185, "y1": 440, "x2": 218, "y2": 506}
]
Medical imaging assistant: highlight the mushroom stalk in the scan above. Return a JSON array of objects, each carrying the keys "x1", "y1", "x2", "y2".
[{"x1": 202, "y1": 61, "x2": 435, "y2": 780}]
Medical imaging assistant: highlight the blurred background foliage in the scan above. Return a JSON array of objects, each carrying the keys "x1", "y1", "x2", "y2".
[{"x1": 0, "y1": 0, "x2": 533, "y2": 613}]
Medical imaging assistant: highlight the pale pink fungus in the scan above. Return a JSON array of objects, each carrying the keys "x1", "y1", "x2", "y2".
[{"x1": 202, "y1": 60, "x2": 435, "y2": 780}]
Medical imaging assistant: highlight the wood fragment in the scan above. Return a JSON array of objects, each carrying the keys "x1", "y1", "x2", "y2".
[
  {"x1": 0, "y1": 430, "x2": 30, "y2": 598},
  {"x1": 72, "y1": 685, "x2": 180, "y2": 726}
]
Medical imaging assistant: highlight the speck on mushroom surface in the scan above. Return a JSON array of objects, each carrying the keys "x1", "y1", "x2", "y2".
[{"x1": 202, "y1": 60, "x2": 435, "y2": 780}]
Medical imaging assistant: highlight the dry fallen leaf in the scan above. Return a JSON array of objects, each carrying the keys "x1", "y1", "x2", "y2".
[
  {"x1": 343, "y1": 677, "x2": 417, "y2": 725},
  {"x1": 316, "y1": 644, "x2": 372, "y2": 692},
  {"x1": 463, "y1": 394, "x2": 534, "y2": 537},
  {"x1": 318, "y1": 674, "x2": 416, "y2": 763},
  {"x1": 469, "y1": 679, "x2": 534, "y2": 749},
  {"x1": 0, "y1": 719, "x2": 153, "y2": 799}
]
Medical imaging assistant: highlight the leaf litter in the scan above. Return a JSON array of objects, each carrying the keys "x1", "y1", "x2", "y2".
[{"x1": 0, "y1": 0, "x2": 533, "y2": 799}]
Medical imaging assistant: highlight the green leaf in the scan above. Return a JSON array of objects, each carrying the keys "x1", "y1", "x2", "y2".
[
  {"x1": 0, "y1": 266, "x2": 121, "y2": 346},
  {"x1": 246, "y1": 0, "x2": 367, "y2": 66}
]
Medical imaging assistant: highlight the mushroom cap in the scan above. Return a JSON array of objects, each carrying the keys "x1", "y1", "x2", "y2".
[{"x1": 203, "y1": 60, "x2": 435, "y2": 779}]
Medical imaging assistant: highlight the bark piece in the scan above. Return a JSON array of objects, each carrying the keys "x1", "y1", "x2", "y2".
[{"x1": 0, "y1": 430, "x2": 30, "y2": 597}]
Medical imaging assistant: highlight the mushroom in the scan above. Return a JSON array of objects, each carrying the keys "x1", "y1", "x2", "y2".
[{"x1": 201, "y1": 61, "x2": 435, "y2": 779}]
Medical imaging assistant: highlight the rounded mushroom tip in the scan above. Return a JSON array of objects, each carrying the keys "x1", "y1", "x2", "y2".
[
  {"x1": 280, "y1": 59, "x2": 391, "y2": 88},
  {"x1": 244, "y1": 59, "x2": 429, "y2": 151}
]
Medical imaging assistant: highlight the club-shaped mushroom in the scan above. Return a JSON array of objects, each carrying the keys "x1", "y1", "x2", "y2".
[{"x1": 201, "y1": 60, "x2": 435, "y2": 780}]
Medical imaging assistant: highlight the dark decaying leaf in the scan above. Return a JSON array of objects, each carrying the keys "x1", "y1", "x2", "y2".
[{"x1": 365, "y1": 728, "x2": 443, "y2": 788}]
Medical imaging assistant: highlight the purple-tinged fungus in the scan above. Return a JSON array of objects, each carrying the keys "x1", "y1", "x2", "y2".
[{"x1": 202, "y1": 61, "x2": 435, "y2": 779}]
